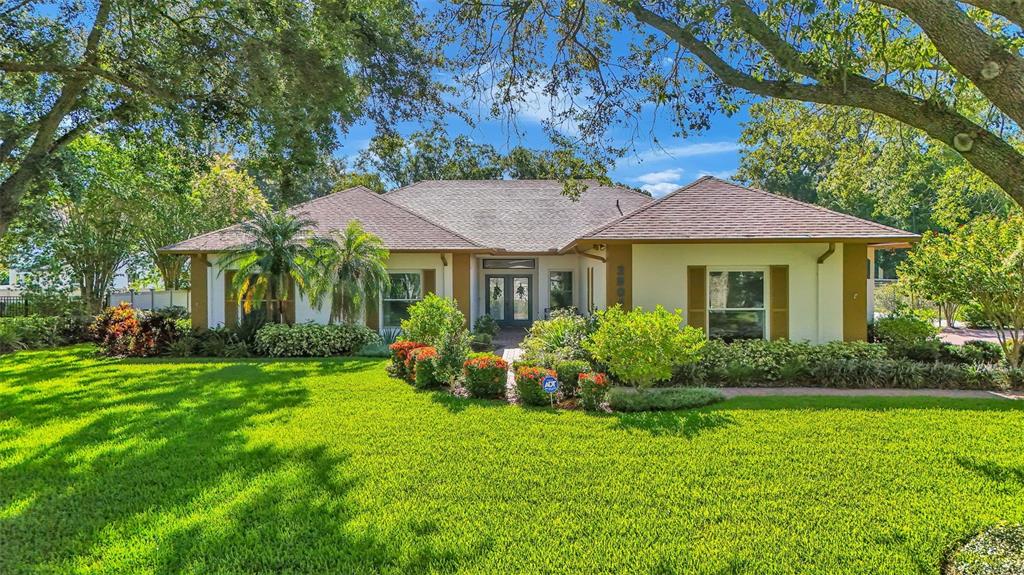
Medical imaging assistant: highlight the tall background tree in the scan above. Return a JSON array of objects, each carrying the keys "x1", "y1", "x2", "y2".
[
  {"x1": 443, "y1": 0, "x2": 1024, "y2": 209},
  {"x1": 0, "y1": 0, "x2": 446, "y2": 236}
]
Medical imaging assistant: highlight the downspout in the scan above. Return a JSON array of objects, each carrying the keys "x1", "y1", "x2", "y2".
[{"x1": 816, "y1": 242, "x2": 836, "y2": 342}]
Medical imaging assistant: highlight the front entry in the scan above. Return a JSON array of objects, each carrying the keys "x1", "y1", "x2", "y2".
[{"x1": 485, "y1": 275, "x2": 532, "y2": 326}]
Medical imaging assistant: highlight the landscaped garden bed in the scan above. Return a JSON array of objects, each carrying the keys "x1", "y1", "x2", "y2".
[{"x1": 1, "y1": 346, "x2": 1021, "y2": 574}]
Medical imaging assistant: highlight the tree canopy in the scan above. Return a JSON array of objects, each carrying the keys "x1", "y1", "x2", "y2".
[
  {"x1": 0, "y1": 0, "x2": 446, "y2": 235},
  {"x1": 442, "y1": 0, "x2": 1024, "y2": 209},
  {"x1": 355, "y1": 124, "x2": 616, "y2": 192}
]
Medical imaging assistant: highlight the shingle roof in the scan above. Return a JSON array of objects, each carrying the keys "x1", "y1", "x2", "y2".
[
  {"x1": 160, "y1": 187, "x2": 483, "y2": 253},
  {"x1": 385, "y1": 180, "x2": 653, "y2": 253},
  {"x1": 578, "y1": 176, "x2": 919, "y2": 243}
]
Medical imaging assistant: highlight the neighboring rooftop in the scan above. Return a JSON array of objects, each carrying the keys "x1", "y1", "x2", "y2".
[
  {"x1": 161, "y1": 187, "x2": 482, "y2": 253},
  {"x1": 578, "y1": 176, "x2": 920, "y2": 243},
  {"x1": 385, "y1": 180, "x2": 653, "y2": 253}
]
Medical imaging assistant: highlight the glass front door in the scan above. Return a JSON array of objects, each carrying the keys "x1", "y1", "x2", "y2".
[{"x1": 486, "y1": 275, "x2": 532, "y2": 326}]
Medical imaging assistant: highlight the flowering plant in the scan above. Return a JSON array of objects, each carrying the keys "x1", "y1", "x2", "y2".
[
  {"x1": 409, "y1": 346, "x2": 439, "y2": 388},
  {"x1": 463, "y1": 354, "x2": 508, "y2": 398},
  {"x1": 578, "y1": 371, "x2": 610, "y2": 411},
  {"x1": 388, "y1": 340, "x2": 426, "y2": 380},
  {"x1": 515, "y1": 366, "x2": 556, "y2": 406}
]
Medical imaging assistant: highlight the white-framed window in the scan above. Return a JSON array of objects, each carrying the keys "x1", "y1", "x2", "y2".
[
  {"x1": 708, "y1": 268, "x2": 767, "y2": 340},
  {"x1": 548, "y1": 270, "x2": 574, "y2": 311},
  {"x1": 382, "y1": 271, "x2": 422, "y2": 328}
]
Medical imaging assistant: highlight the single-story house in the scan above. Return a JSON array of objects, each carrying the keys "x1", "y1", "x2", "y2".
[{"x1": 161, "y1": 176, "x2": 918, "y2": 343}]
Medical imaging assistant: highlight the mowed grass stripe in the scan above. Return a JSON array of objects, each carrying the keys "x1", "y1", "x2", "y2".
[{"x1": 0, "y1": 346, "x2": 1021, "y2": 574}]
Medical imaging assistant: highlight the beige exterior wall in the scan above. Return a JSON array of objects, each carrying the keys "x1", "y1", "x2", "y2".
[{"x1": 631, "y1": 242, "x2": 846, "y2": 343}]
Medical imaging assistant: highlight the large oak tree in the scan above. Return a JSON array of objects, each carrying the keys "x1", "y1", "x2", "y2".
[
  {"x1": 442, "y1": 0, "x2": 1024, "y2": 208},
  {"x1": 0, "y1": 0, "x2": 445, "y2": 236}
]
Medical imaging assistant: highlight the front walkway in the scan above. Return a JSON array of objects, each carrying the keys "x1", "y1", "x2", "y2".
[
  {"x1": 494, "y1": 327, "x2": 527, "y2": 364},
  {"x1": 720, "y1": 387, "x2": 1016, "y2": 399}
]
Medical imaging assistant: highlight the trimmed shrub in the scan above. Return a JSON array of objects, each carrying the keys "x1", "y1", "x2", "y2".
[
  {"x1": 554, "y1": 359, "x2": 591, "y2": 397},
  {"x1": 402, "y1": 294, "x2": 469, "y2": 384},
  {"x1": 91, "y1": 303, "x2": 181, "y2": 357},
  {"x1": 253, "y1": 322, "x2": 376, "y2": 357},
  {"x1": 388, "y1": 340, "x2": 427, "y2": 380},
  {"x1": 357, "y1": 342, "x2": 391, "y2": 357},
  {"x1": 463, "y1": 354, "x2": 508, "y2": 398},
  {"x1": 469, "y1": 332, "x2": 493, "y2": 352},
  {"x1": 578, "y1": 372, "x2": 610, "y2": 411},
  {"x1": 943, "y1": 340, "x2": 1004, "y2": 365},
  {"x1": 410, "y1": 346, "x2": 440, "y2": 388},
  {"x1": 585, "y1": 305, "x2": 706, "y2": 388},
  {"x1": 473, "y1": 314, "x2": 499, "y2": 337},
  {"x1": 874, "y1": 315, "x2": 939, "y2": 355},
  {"x1": 522, "y1": 309, "x2": 592, "y2": 360},
  {"x1": 607, "y1": 387, "x2": 725, "y2": 412},
  {"x1": 515, "y1": 366, "x2": 555, "y2": 406}
]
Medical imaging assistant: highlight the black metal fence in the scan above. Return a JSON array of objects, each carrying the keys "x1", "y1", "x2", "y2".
[{"x1": 0, "y1": 296, "x2": 30, "y2": 317}]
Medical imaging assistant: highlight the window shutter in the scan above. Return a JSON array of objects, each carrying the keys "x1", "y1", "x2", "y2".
[
  {"x1": 770, "y1": 265, "x2": 790, "y2": 340},
  {"x1": 423, "y1": 269, "x2": 436, "y2": 296},
  {"x1": 687, "y1": 266, "x2": 707, "y2": 334},
  {"x1": 224, "y1": 271, "x2": 237, "y2": 330}
]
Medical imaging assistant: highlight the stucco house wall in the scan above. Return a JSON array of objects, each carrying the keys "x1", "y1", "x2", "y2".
[{"x1": 631, "y1": 242, "x2": 846, "y2": 343}]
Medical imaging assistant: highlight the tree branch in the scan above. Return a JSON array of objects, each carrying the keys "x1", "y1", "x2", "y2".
[
  {"x1": 724, "y1": 0, "x2": 820, "y2": 80},
  {"x1": 960, "y1": 0, "x2": 1024, "y2": 28},
  {"x1": 608, "y1": 0, "x2": 1024, "y2": 208},
  {"x1": 871, "y1": 0, "x2": 1024, "y2": 128}
]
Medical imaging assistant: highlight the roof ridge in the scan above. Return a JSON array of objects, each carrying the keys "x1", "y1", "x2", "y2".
[
  {"x1": 574, "y1": 176, "x2": 714, "y2": 240},
  {"x1": 371, "y1": 189, "x2": 488, "y2": 248}
]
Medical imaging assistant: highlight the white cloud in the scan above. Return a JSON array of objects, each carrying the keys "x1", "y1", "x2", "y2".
[
  {"x1": 698, "y1": 170, "x2": 736, "y2": 180},
  {"x1": 635, "y1": 141, "x2": 741, "y2": 163},
  {"x1": 634, "y1": 168, "x2": 685, "y2": 197},
  {"x1": 640, "y1": 182, "x2": 681, "y2": 197},
  {"x1": 634, "y1": 168, "x2": 685, "y2": 185}
]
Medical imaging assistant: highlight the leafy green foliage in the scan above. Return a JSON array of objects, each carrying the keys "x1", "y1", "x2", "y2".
[
  {"x1": 220, "y1": 211, "x2": 326, "y2": 324},
  {"x1": 522, "y1": 309, "x2": 593, "y2": 361},
  {"x1": 253, "y1": 323, "x2": 376, "y2": 358},
  {"x1": 401, "y1": 294, "x2": 469, "y2": 383},
  {"x1": 515, "y1": 366, "x2": 555, "y2": 406},
  {"x1": 1, "y1": 348, "x2": 1023, "y2": 573},
  {"x1": 585, "y1": 306, "x2": 706, "y2": 388},
  {"x1": 0, "y1": 0, "x2": 445, "y2": 230},
  {"x1": 463, "y1": 354, "x2": 509, "y2": 398},
  {"x1": 874, "y1": 316, "x2": 941, "y2": 357},
  {"x1": 0, "y1": 316, "x2": 68, "y2": 353},
  {"x1": 578, "y1": 372, "x2": 610, "y2": 411},
  {"x1": 410, "y1": 347, "x2": 441, "y2": 389},
  {"x1": 901, "y1": 216, "x2": 1024, "y2": 366},
  {"x1": 91, "y1": 303, "x2": 182, "y2": 357},
  {"x1": 607, "y1": 387, "x2": 725, "y2": 413},
  {"x1": 553, "y1": 359, "x2": 592, "y2": 398},
  {"x1": 308, "y1": 220, "x2": 390, "y2": 324},
  {"x1": 473, "y1": 315, "x2": 500, "y2": 338}
]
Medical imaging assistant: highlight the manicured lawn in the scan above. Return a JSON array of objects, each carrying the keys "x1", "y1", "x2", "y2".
[{"x1": 1, "y1": 347, "x2": 1022, "y2": 574}]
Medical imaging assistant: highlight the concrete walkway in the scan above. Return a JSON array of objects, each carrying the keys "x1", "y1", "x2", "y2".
[{"x1": 719, "y1": 387, "x2": 1016, "y2": 399}]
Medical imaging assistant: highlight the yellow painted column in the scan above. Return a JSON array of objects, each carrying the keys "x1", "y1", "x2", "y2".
[
  {"x1": 843, "y1": 243, "x2": 868, "y2": 341},
  {"x1": 452, "y1": 253, "x2": 472, "y2": 326},
  {"x1": 605, "y1": 244, "x2": 632, "y2": 310}
]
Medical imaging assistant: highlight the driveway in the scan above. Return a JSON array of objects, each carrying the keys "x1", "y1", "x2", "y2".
[{"x1": 939, "y1": 326, "x2": 1001, "y2": 345}]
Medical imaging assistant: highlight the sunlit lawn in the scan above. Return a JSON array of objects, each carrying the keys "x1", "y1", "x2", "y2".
[{"x1": 1, "y1": 346, "x2": 1022, "y2": 574}]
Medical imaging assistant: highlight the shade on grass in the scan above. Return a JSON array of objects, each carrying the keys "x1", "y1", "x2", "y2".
[{"x1": 1, "y1": 346, "x2": 1022, "y2": 574}]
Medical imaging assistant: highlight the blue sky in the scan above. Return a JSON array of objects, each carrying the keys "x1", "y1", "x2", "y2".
[{"x1": 335, "y1": 95, "x2": 748, "y2": 198}]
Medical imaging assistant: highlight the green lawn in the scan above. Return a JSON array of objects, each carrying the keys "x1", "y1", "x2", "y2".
[{"x1": 1, "y1": 347, "x2": 1022, "y2": 574}]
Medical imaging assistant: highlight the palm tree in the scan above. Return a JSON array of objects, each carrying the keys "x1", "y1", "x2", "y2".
[
  {"x1": 219, "y1": 210, "x2": 324, "y2": 324},
  {"x1": 310, "y1": 220, "x2": 390, "y2": 324}
]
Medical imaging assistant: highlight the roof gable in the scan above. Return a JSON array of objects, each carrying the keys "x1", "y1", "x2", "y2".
[
  {"x1": 580, "y1": 177, "x2": 919, "y2": 243},
  {"x1": 161, "y1": 187, "x2": 482, "y2": 253}
]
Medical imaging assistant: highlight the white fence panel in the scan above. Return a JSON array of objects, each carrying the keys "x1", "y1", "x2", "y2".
[{"x1": 108, "y1": 290, "x2": 191, "y2": 311}]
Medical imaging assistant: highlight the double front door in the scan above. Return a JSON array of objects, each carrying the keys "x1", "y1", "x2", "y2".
[{"x1": 485, "y1": 275, "x2": 532, "y2": 326}]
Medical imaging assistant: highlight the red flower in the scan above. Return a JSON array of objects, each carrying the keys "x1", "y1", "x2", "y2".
[{"x1": 579, "y1": 372, "x2": 609, "y2": 387}]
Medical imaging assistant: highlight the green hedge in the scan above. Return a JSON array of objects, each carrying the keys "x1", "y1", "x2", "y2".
[
  {"x1": 253, "y1": 323, "x2": 377, "y2": 357},
  {"x1": 607, "y1": 387, "x2": 725, "y2": 412},
  {"x1": 0, "y1": 315, "x2": 90, "y2": 354},
  {"x1": 672, "y1": 339, "x2": 1020, "y2": 390}
]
